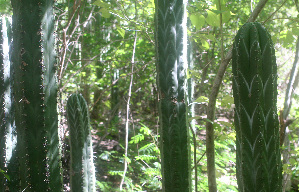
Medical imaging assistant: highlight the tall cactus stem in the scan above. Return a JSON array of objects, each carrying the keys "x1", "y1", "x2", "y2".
[
  {"x1": 155, "y1": 0, "x2": 191, "y2": 191},
  {"x1": 232, "y1": 22, "x2": 282, "y2": 192},
  {"x1": 11, "y1": 0, "x2": 62, "y2": 191},
  {"x1": 0, "y1": 16, "x2": 5, "y2": 190},
  {"x1": 66, "y1": 93, "x2": 96, "y2": 192}
]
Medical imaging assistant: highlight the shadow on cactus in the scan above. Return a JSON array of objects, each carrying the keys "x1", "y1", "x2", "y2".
[
  {"x1": 66, "y1": 93, "x2": 96, "y2": 192},
  {"x1": 232, "y1": 22, "x2": 282, "y2": 192}
]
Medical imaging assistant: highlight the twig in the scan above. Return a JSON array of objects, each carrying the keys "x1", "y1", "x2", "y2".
[{"x1": 120, "y1": 4, "x2": 138, "y2": 189}]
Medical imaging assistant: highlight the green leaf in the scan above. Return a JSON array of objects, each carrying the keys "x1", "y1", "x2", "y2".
[
  {"x1": 93, "y1": 0, "x2": 110, "y2": 8},
  {"x1": 195, "y1": 96, "x2": 209, "y2": 103},
  {"x1": 286, "y1": 31, "x2": 295, "y2": 43},
  {"x1": 100, "y1": 8, "x2": 111, "y2": 18},
  {"x1": 292, "y1": 27, "x2": 299, "y2": 36},
  {"x1": 206, "y1": 34, "x2": 216, "y2": 41},
  {"x1": 289, "y1": 158, "x2": 296, "y2": 165},
  {"x1": 217, "y1": 121, "x2": 233, "y2": 128},
  {"x1": 280, "y1": 30, "x2": 295, "y2": 47},
  {"x1": 221, "y1": 95, "x2": 234, "y2": 108},
  {"x1": 206, "y1": 10, "x2": 220, "y2": 27},
  {"x1": 0, "y1": 169, "x2": 10, "y2": 181},
  {"x1": 201, "y1": 39, "x2": 210, "y2": 49},
  {"x1": 129, "y1": 133, "x2": 144, "y2": 144},
  {"x1": 117, "y1": 26, "x2": 125, "y2": 38},
  {"x1": 206, "y1": 2, "x2": 231, "y2": 26},
  {"x1": 214, "y1": 0, "x2": 227, "y2": 7},
  {"x1": 140, "y1": 123, "x2": 151, "y2": 135},
  {"x1": 189, "y1": 13, "x2": 205, "y2": 30},
  {"x1": 188, "y1": 116, "x2": 203, "y2": 121}
]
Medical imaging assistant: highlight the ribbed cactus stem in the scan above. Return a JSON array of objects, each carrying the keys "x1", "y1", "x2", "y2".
[
  {"x1": 0, "y1": 16, "x2": 5, "y2": 189},
  {"x1": 155, "y1": 0, "x2": 191, "y2": 191},
  {"x1": 1, "y1": 16, "x2": 18, "y2": 191},
  {"x1": 11, "y1": 0, "x2": 62, "y2": 190},
  {"x1": 67, "y1": 93, "x2": 96, "y2": 192},
  {"x1": 232, "y1": 22, "x2": 282, "y2": 192}
]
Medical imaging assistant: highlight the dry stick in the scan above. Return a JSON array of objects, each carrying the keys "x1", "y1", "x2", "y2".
[
  {"x1": 120, "y1": 18, "x2": 138, "y2": 192},
  {"x1": 262, "y1": 0, "x2": 288, "y2": 24},
  {"x1": 58, "y1": 3, "x2": 96, "y2": 86},
  {"x1": 189, "y1": 122, "x2": 197, "y2": 192},
  {"x1": 58, "y1": 1, "x2": 81, "y2": 84},
  {"x1": 205, "y1": 0, "x2": 269, "y2": 191}
]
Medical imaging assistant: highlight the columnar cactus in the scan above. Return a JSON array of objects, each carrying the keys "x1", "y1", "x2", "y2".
[
  {"x1": 10, "y1": 0, "x2": 62, "y2": 191},
  {"x1": 155, "y1": 0, "x2": 190, "y2": 191},
  {"x1": 66, "y1": 93, "x2": 96, "y2": 192},
  {"x1": 232, "y1": 22, "x2": 282, "y2": 191},
  {"x1": 0, "y1": 16, "x2": 5, "y2": 189}
]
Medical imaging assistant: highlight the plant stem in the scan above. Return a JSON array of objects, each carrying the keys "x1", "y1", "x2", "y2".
[{"x1": 120, "y1": 10, "x2": 138, "y2": 191}]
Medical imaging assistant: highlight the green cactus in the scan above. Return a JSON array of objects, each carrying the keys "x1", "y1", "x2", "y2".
[
  {"x1": 66, "y1": 93, "x2": 96, "y2": 192},
  {"x1": 0, "y1": 16, "x2": 5, "y2": 189},
  {"x1": 10, "y1": 0, "x2": 62, "y2": 191},
  {"x1": 155, "y1": 0, "x2": 190, "y2": 191},
  {"x1": 232, "y1": 22, "x2": 282, "y2": 192}
]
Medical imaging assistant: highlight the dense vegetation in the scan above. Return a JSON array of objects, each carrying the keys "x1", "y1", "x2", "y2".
[{"x1": 0, "y1": 0, "x2": 299, "y2": 191}]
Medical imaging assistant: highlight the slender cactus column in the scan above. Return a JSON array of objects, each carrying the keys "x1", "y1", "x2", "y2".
[
  {"x1": 232, "y1": 22, "x2": 282, "y2": 192},
  {"x1": 10, "y1": 0, "x2": 62, "y2": 191},
  {"x1": 66, "y1": 93, "x2": 96, "y2": 192},
  {"x1": 0, "y1": 17, "x2": 5, "y2": 190},
  {"x1": 155, "y1": 0, "x2": 190, "y2": 191}
]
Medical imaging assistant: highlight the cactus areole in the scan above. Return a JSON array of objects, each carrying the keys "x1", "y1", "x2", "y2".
[{"x1": 232, "y1": 22, "x2": 282, "y2": 191}]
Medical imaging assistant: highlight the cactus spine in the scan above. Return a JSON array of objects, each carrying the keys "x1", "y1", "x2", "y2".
[
  {"x1": 232, "y1": 22, "x2": 282, "y2": 191},
  {"x1": 10, "y1": 0, "x2": 62, "y2": 191},
  {"x1": 155, "y1": 0, "x2": 190, "y2": 191},
  {"x1": 66, "y1": 93, "x2": 96, "y2": 192}
]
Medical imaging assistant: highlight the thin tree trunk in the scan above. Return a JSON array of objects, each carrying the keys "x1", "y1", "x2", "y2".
[
  {"x1": 120, "y1": 19, "x2": 138, "y2": 191},
  {"x1": 205, "y1": 0, "x2": 268, "y2": 191},
  {"x1": 281, "y1": 2, "x2": 299, "y2": 191}
]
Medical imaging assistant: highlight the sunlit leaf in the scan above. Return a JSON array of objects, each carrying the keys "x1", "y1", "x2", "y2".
[
  {"x1": 201, "y1": 39, "x2": 210, "y2": 49},
  {"x1": 221, "y1": 95, "x2": 234, "y2": 108},
  {"x1": 93, "y1": 0, "x2": 110, "y2": 8},
  {"x1": 289, "y1": 158, "x2": 296, "y2": 165},
  {"x1": 206, "y1": 10, "x2": 220, "y2": 27},
  {"x1": 100, "y1": 8, "x2": 111, "y2": 18},
  {"x1": 195, "y1": 96, "x2": 209, "y2": 103},
  {"x1": 292, "y1": 27, "x2": 299, "y2": 35},
  {"x1": 206, "y1": 34, "x2": 216, "y2": 41},
  {"x1": 117, "y1": 26, "x2": 125, "y2": 38},
  {"x1": 189, "y1": 13, "x2": 205, "y2": 30}
]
